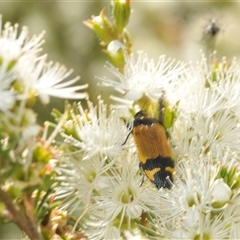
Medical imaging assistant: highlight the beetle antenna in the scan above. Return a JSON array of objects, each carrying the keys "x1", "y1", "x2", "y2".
[{"x1": 122, "y1": 131, "x2": 132, "y2": 146}]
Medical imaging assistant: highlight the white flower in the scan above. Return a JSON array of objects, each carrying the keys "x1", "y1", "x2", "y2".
[
  {"x1": 184, "y1": 54, "x2": 240, "y2": 116},
  {"x1": 0, "y1": 16, "x2": 88, "y2": 109},
  {"x1": 107, "y1": 40, "x2": 124, "y2": 56},
  {"x1": 189, "y1": 109, "x2": 239, "y2": 157},
  {"x1": 172, "y1": 213, "x2": 230, "y2": 240},
  {"x1": 211, "y1": 178, "x2": 231, "y2": 204},
  {"x1": 0, "y1": 19, "x2": 25, "y2": 113},
  {"x1": 0, "y1": 18, "x2": 44, "y2": 94},
  {"x1": 17, "y1": 55, "x2": 88, "y2": 104},
  {"x1": 101, "y1": 51, "x2": 184, "y2": 102},
  {"x1": 171, "y1": 54, "x2": 240, "y2": 159},
  {"x1": 55, "y1": 156, "x2": 107, "y2": 212},
  {"x1": 0, "y1": 20, "x2": 43, "y2": 65},
  {"x1": 55, "y1": 98, "x2": 130, "y2": 212},
  {"x1": 82, "y1": 151, "x2": 166, "y2": 239},
  {"x1": 61, "y1": 97, "x2": 128, "y2": 161},
  {"x1": 155, "y1": 150, "x2": 240, "y2": 239}
]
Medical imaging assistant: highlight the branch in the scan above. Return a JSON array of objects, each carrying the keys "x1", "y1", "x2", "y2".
[{"x1": 0, "y1": 188, "x2": 41, "y2": 240}]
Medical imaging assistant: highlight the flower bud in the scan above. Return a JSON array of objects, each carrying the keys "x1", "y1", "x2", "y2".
[
  {"x1": 84, "y1": 9, "x2": 115, "y2": 47},
  {"x1": 105, "y1": 40, "x2": 125, "y2": 71},
  {"x1": 111, "y1": 0, "x2": 131, "y2": 33},
  {"x1": 211, "y1": 178, "x2": 231, "y2": 208}
]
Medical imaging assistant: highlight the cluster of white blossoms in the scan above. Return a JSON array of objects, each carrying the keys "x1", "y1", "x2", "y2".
[
  {"x1": 56, "y1": 51, "x2": 240, "y2": 239},
  {"x1": 0, "y1": 17, "x2": 88, "y2": 165},
  {"x1": 0, "y1": 16, "x2": 91, "y2": 239},
  {"x1": 0, "y1": 17, "x2": 88, "y2": 115}
]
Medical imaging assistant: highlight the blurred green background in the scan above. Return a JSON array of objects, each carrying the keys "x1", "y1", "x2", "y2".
[{"x1": 1, "y1": 1, "x2": 240, "y2": 238}]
